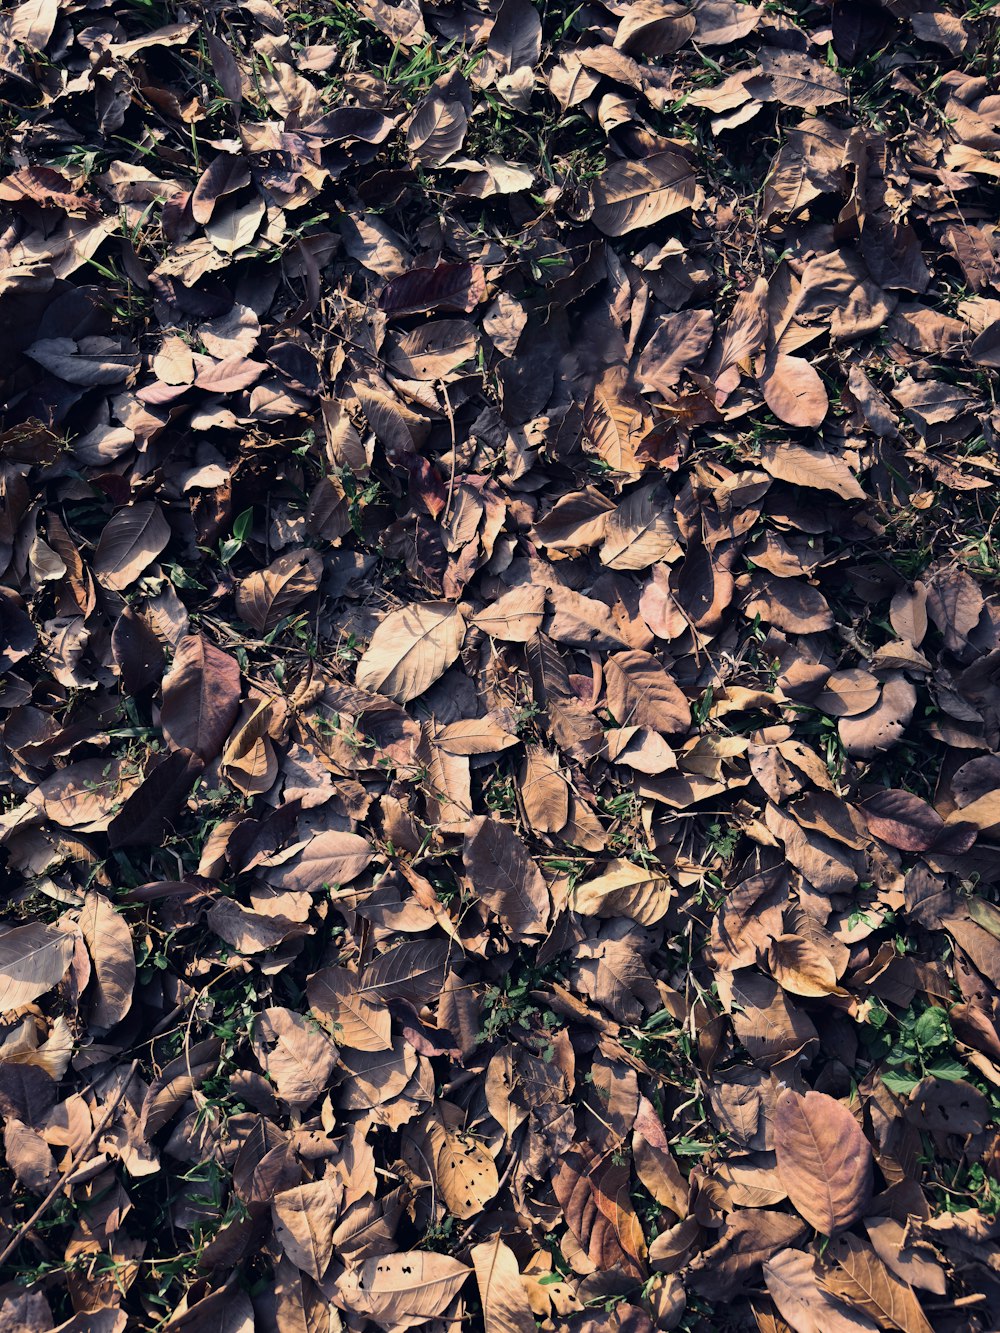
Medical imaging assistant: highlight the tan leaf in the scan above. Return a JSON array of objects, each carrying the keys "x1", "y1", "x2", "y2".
[
  {"x1": 436, "y1": 717, "x2": 520, "y2": 755},
  {"x1": 463, "y1": 816, "x2": 549, "y2": 940},
  {"x1": 205, "y1": 195, "x2": 265, "y2": 253},
  {"x1": 605, "y1": 649, "x2": 691, "y2": 734},
  {"x1": 272, "y1": 830, "x2": 374, "y2": 892},
  {"x1": 426, "y1": 1115, "x2": 500, "y2": 1220},
  {"x1": 744, "y1": 573, "x2": 834, "y2": 634},
  {"x1": 765, "y1": 1248, "x2": 875, "y2": 1333},
  {"x1": 760, "y1": 49, "x2": 847, "y2": 107},
  {"x1": 758, "y1": 442, "x2": 865, "y2": 500},
  {"x1": 386, "y1": 320, "x2": 477, "y2": 379},
  {"x1": 759, "y1": 356, "x2": 829, "y2": 427},
  {"x1": 78, "y1": 891, "x2": 135, "y2": 1030},
  {"x1": 3, "y1": 1118, "x2": 58, "y2": 1193},
  {"x1": 220, "y1": 697, "x2": 283, "y2": 795},
  {"x1": 356, "y1": 601, "x2": 465, "y2": 703},
  {"x1": 472, "y1": 584, "x2": 546, "y2": 641},
  {"x1": 601, "y1": 483, "x2": 683, "y2": 570},
  {"x1": 0, "y1": 923, "x2": 76, "y2": 1010},
  {"x1": 838, "y1": 676, "x2": 916, "y2": 758},
  {"x1": 471, "y1": 1235, "x2": 536, "y2": 1333},
  {"x1": 251, "y1": 1007, "x2": 338, "y2": 1110},
  {"x1": 92, "y1": 502, "x2": 170, "y2": 591},
  {"x1": 768, "y1": 934, "x2": 847, "y2": 997},
  {"x1": 341, "y1": 1251, "x2": 470, "y2": 1323},
  {"x1": 821, "y1": 1234, "x2": 935, "y2": 1333},
  {"x1": 571, "y1": 859, "x2": 674, "y2": 925},
  {"x1": 235, "y1": 548, "x2": 322, "y2": 634},
  {"x1": 271, "y1": 1179, "x2": 341, "y2": 1281},
  {"x1": 308, "y1": 966, "x2": 393, "y2": 1051},
  {"x1": 585, "y1": 366, "x2": 653, "y2": 475},
  {"x1": 591, "y1": 152, "x2": 703, "y2": 235},
  {"x1": 519, "y1": 746, "x2": 569, "y2": 833}
]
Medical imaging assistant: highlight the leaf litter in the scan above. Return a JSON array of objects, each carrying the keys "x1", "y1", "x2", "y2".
[{"x1": 0, "y1": 0, "x2": 999, "y2": 1329}]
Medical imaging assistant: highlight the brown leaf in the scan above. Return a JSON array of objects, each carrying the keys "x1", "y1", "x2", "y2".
[
  {"x1": 78, "y1": 891, "x2": 135, "y2": 1030},
  {"x1": 774, "y1": 1090, "x2": 873, "y2": 1235},
  {"x1": 759, "y1": 48, "x2": 847, "y2": 107},
  {"x1": 861, "y1": 789, "x2": 945, "y2": 852},
  {"x1": 759, "y1": 355, "x2": 829, "y2": 427},
  {"x1": 764, "y1": 1248, "x2": 876, "y2": 1333},
  {"x1": 590, "y1": 153, "x2": 703, "y2": 235},
  {"x1": 251, "y1": 1006, "x2": 338, "y2": 1110},
  {"x1": 519, "y1": 746, "x2": 569, "y2": 833},
  {"x1": 93, "y1": 503, "x2": 170, "y2": 591},
  {"x1": 821, "y1": 1234, "x2": 935, "y2": 1333},
  {"x1": 272, "y1": 830, "x2": 374, "y2": 892},
  {"x1": 235, "y1": 548, "x2": 322, "y2": 635},
  {"x1": 605, "y1": 649, "x2": 691, "y2": 733},
  {"x1": 0, "y1": 924, "x2": 75, "y2": 1011},
  {"x1": 341, "y1": 1252, "x2": 470, "y2": 1324},
  {"x1": 271, "y1": 1179, "x2": 340, "y2": 1281},
  {"x1": 571, "y1": 859, "x2": 674, "y2": 926},
  {"x1": 160, "y1": 634, "x2": 242, "y2": 763},
  {"x1": 220, "y1": 697, "x2": 282, "y2": 796},
  {"x1": 378, "y1": 261, "x2": 486, "y2": 316},
  {"x1": 471, "y1": 1235, "x2": 536, "y2": 1333},
  {"x1": 386, "y1": 320, "x2": 477, "y2": 380},
  {"x1": 552, "y1": 1146, "x2": 647, "y2": 1279},
  {"x1": 463, "y1": 815, "x2": 549, "y2": 940},
  {"x1": 356, "y1": 602, "x2": 466, "y2": 703},
  {"x1": 423, "y1": 1113, "x2": 499, "y2": 1219},
  {"x1": 308, "y1": 966, "x2": 392, "y2": 1051},
  {"x1": 838, "y1": 676, "x2": 916, "y2": 758}
]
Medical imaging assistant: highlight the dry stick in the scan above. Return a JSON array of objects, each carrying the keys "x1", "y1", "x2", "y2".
[
  {"x1": 441, "y1": 381, "x2": 458, "y2": 523},
  {"x1": 0, "y1": 1059, "x2": 140, "y2": 1270}
]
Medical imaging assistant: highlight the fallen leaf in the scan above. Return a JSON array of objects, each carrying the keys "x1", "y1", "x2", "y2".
[{"x1": 774, "y1": 1090, "x2": 873, "y2": 1235}]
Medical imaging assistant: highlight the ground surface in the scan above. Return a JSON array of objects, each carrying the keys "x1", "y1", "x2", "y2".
[{"x1": 0, "y1": 0, "x2": 999, "y2": 1328}]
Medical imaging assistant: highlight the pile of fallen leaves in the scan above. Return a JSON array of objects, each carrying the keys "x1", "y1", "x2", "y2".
[{"x1": 1, "y1": 0, "x2": 1000, "y2": 1326}]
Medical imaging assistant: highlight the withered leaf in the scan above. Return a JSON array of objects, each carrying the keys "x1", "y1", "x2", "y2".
[
  {"x1": 759, "y1": 355, "x2": 829, "y2": 427},
  {"x1": 821, "y1": 1234, "x2": 935, "y2": 1333},
  {"x1": 341, "y1": 1252, "x2": 470, "y2": 1324},
  {"x1": 463, "y1": 815, "x2": 549, "y2": 940},
  {"x1": 356, "y1": 602, "x2": 465, "y2": 703},
  {"x1": 78, "y1": 891, "x2": 135, "y2": 1030},
  {"x1": 235, "y1": 548, "x2": 322, "y2": 635},
  {"x1": 251, "y1": 1007, "x2": 338, "y2": 1110},
  {"x1": 271, "y1": 1179, "x2": 340, "y2": 1281},
  {"x1": 590, "y1": 153, "x2": 703, "y2": 235},
  {"x1": 471, "y1": 1236, "x2": 536, "y2": 1333},
  {"x1": 774, "y1": 1090, "x2": 873, "y2": 1235},
  {"x1": 274, "y1": 830, "x2": 374, "y2": 892},
  {"x1": 861, "y1": 789, "x2": 946, "y2": 852},
  {"x1": 160, "y1": 634, "x2": 242, "y2": 763},
  {"x1": 308, "y1": 966, "x2": 392, "y2": 1051},
  {"x1": 605, "y1": 649, "x2": 691, "y2": 733},
  {"x1": 759, "y1": 48, "x2": 847, "y2": 107},
  {"x1": 92, "y1": 503, "x2": 170, "y2": 591},
  {"x1": 571, "y1": 859, "x2": 673, "y2": 925},
  {"x1": 0, "y1": 924, "x2": 75, "y2": 1011}
]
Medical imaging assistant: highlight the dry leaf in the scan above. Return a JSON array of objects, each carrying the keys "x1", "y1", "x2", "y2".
[{"x1": 774, "y1": 1090, "x2": 873, "y2": 1235}]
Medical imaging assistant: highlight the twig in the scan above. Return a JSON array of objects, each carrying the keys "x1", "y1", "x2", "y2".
[
  {"x1": 0, "y1": 1059, "x2": 140, "y2": 1270},
  {"x1": 441, "y1": 381, "x2": 458, "y2": 523}
]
